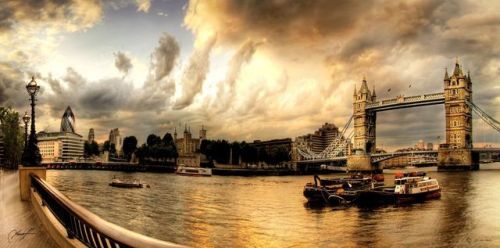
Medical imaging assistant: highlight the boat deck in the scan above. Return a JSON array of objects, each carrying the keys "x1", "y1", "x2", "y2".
[{"x1": 0, "y1": 168, "x2": 57, "y2": 248}]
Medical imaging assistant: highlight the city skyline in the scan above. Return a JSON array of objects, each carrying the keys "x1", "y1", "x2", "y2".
[{"x1": 0, "y1": 0, "x2": 499, "y2": 149}]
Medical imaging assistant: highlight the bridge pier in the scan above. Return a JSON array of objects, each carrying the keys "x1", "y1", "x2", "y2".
[
  {"x1": 438, "y1": 147, "x2": 479, "y2": 171},
  {"x1": 347, "y1": 154, "x2": 381, "y2": 173}
]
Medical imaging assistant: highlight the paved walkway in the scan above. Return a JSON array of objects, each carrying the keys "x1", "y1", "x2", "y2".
[{"x1": 0, "y1": 168, "x2": 57, "y2": 248}]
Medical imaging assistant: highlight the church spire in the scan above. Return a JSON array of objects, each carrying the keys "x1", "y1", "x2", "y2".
[{"x1": 372, "y1": 84, "x2": 376, "y2": 97}]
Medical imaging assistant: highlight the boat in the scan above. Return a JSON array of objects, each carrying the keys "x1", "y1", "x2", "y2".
[
  {"x1": 303, "y1": 174, "x2": 383, "y2": 205},
  {"x1": 109, "y1": 177, "x2": 144, "y2": 188},
  {"x1": 176, "y1": 166, "x2": 212, "y2": 177},
  {"x1": 357, "y1": 171, "x2": 441, "y2": 206}
]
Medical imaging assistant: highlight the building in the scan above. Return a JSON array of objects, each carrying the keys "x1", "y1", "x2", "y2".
[
  {"x1": 88, "y1": 128, "x2": 95, "y2": 143},
  {"x1": 426, "y1": 142, "x2": 434, "y2": 150},
  {"x1": 38, "y1": 132, "x2": 84, "y2": 162},
  {"x1": 415, "y1": 140, "x2": 426, "y2": 150},
  {"x1": 108, "y1": 128, "x2": 123, "y2": 153},
  {"x1": 60, "y1": 106, "x2": 76, "y2": 133},
  {"x1": 296, "y1": 123, "x2": 343, "y2": 154},
  {"x1": 38, "y1": 106, "x2": 84, "y2": 163},
  {"x1": 175, "y1": 125, "x2": 206, "y2": 167}
]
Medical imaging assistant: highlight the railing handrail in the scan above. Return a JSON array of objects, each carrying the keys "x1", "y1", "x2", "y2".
[{"x1": 30, "y1": 174, "x2": 184, "y2": 248}]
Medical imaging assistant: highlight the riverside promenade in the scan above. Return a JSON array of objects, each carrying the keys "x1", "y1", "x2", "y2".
[{"x1": 0, "y1": 168, "x2": 56, "y2": 248}]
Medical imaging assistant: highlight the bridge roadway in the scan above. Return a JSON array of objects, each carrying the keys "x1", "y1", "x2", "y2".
[
  {"x1": 365, "y1": 92, "x2": 444, "y2": 112},
  {"x1": 297, "y1": 148, "x2": 500, "y2": 164}
]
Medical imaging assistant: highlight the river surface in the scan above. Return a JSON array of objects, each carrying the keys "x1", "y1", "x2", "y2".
[{"x1": 47, "y1": 163, "x2": 500, "y2": 248}]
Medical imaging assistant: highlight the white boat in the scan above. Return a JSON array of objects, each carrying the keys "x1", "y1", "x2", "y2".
[
  {"x1": 357, "y1": 171, "x2": 441, "y2": 205},
  {"x1": 176, "y1": 166, "x2": 212, "y2": 177}
]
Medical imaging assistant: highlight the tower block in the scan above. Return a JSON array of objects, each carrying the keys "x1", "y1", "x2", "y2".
[
  {"x1": 438, "y1": 60, "x2": 478, "y2": 170},
  {"x1": 347, "y1": 78, "x2": 380, "y2": 172}
]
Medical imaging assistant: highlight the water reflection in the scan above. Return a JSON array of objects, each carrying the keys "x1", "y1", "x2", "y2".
[{"x1": 46, "y1": 163, "x2": 500, "y2": 247}]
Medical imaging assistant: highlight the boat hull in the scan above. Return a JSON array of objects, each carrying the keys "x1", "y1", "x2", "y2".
[
  {"x1": 109, "y1": 182, "x2": 143, "y2": 188},
  {"x1": 176, "y1": 166, "x2": 212, "y2": 177},
  {"x1": 357, "y1": 188, "x2": 441, "y2": 206},
  {"x1": 176, "y1": 172, "x2": 212, "y2": 177},
  {"x1": 395, "y1": 189, "x2": 441, "y2": 204}
]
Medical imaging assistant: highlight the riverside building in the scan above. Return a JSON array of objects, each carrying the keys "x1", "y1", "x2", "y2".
[
  {"x1": 38, "y1": 106, "x2": 84, "y2": 163},
  {"x1": 175, "y1": 125, "x2": 206, "y2": 167},
  {"x1": 88, "y1": 128, "x2": 95, "y2": 143},
  {"x1": 108, "y1": 128, "x2": 123, "y2": 154},
  {"x1": 295, "y1": 123, "x2": 344, "y2": 154}
]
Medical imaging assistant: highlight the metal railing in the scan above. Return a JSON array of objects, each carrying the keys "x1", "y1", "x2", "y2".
[{"x1": 30, "y1": 174, "x2": 183, "y2": 248}]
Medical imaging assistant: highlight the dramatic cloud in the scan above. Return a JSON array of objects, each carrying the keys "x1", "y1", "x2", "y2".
[
  {"x1": 0, "y1": 0, "x2": 498, "y2": 148},
  {"x1": 0, "y1": 0, "x2": 102, "y2": 33},
  {"x1": 182, "y1": 0, "x2": 500, "y2": 148},
  {"x1": 153, "y1": 34, "x2": 180, "y2": 81},
  {"x1": 173, "y1": 35, "x2": 216, "y2": 110},
  {"x1": 210, "y1": 40, "x2": 261, "y2": 113},
  {"x1": 184, "y1": 0, "x2": 371, "y2": 46},
  {"x1": 114, "y1": 52, "x2": 133, "y2": 76}
]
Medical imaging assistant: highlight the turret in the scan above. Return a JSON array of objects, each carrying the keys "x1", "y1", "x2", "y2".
[
  {"x1": 444, "y1": 68, "x2": 450, "y2": 82},
  {"x1": 452, "y1": 58, "x2": 463, "y2": 77},
  {"x1": 372, "y1": 85, "x2": 376, "y2": 100},
  {"x1": 199, "y1": 125, "x2": 207, "y2": 140}
]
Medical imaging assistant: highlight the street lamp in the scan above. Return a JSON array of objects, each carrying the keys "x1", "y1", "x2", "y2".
[
  {"x1": 22, "y1": 111, "x2": 30, "y2": 148},
  {"x1": 21, "y1": 76, "x2": 41, "y2": 166}
]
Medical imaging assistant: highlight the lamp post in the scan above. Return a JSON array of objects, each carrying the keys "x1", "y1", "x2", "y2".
[
  {"x1": 21, "y1": 76, "x2": 41, "y2": 166},
  {"x1": 22, "y1": 111, "x2": 30, "y2": 148}
]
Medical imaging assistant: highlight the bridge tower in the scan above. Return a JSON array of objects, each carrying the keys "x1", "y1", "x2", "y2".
[
  {"x1": 438, "y1": 60, "x2": 478, "y2": 170},
  {"x1": 347, "y1": 78, "x2": 379, "y2": 172}
]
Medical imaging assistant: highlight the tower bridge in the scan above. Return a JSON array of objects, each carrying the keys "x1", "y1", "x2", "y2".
[{"x1": 295, "y1": 60, "x2": 500, "y2": 172}]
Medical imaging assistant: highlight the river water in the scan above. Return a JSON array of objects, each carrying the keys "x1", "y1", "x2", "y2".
[{"x1": 47, "y1": 163, "x2": 500, "y2": 248}]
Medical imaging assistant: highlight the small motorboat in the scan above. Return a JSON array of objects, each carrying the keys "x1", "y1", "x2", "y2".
[
  {"x1": 357, "y1": 171, "x2": 441, "y2": 206},
  {"x1": 176, "y1": 166, "x2": 212, "y2": 177},
  {"x1": 109, "y1": 177, "x2": 144, "y2": 188},
  {"x1": 303, "y1": 174, "x2": 383, "y2": 205}
]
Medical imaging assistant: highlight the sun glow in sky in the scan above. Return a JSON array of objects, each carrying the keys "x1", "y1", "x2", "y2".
[{"x1": 0, "y1": 0, "x2": 499, "y2": 149}]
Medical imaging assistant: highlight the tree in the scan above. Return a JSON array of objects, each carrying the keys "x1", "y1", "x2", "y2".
[
  {"x1": 90, "y1": 141, "x2": 99, "y2": 156},
  {"x1": 84, "y1": 140, "x2": 100, "y2": 158},
  {"x1": 103, "y1": 140, "x2": 110, "y2": 151},
  {"x1": 162, "y1": 133, "x2": 174, "y2": 146},
  {"x1": 231, "y1": 142, "x2": 241, "y2": 165},
  {"x1": 147, "y1": 134, "x2": 161, "y2": 146},
  {"x1": 136, "y1": 133, "x2": 178, "y2": 165},
  {"x1": 84, "y1": 141, "x2": 91, "y2": 157},
  {"x1": 110, "y1": 143, "x2": 116, "y2": 155},
  {"x1": 122, "y1": 136, "x2": 138, "y2": 161},
  {"x1": 0, "y1": 107, "x2": 23, "y2": 169}
]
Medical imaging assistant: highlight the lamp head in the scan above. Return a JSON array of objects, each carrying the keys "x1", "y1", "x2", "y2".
[
  {"x1": 26, "y1": 76, "x2": 40, "y2": 96},
  {"x1": 22, "y1": 111, "x2": 30, "y2": 124}
]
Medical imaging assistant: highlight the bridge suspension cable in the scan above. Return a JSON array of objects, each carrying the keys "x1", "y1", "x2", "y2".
[{"x1": 467, "y1": 101, "x2": 500, "y2": 133}]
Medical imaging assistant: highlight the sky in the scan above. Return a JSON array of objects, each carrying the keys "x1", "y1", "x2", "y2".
[{"x1": 0, "y1": 0, "x2": 499, "y2": 150}]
